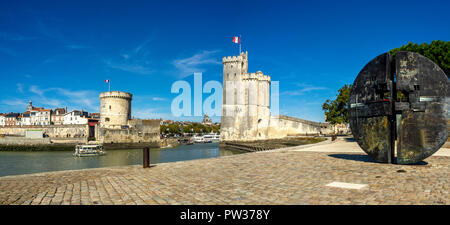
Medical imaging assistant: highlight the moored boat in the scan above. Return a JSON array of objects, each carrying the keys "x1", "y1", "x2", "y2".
[
  {"x1": 212, "y1": 134, "x2": 220, "y2": 142},
  {"x1": 74, "y1": 144, "x2": 106, "y2": 157},
  {"x1": 203, "y1": 134, "x2": 213, "y2": 143},
  {"x1": 192, "y1": 135, "x2": 205, "y2": 143},
  {"x1": 204, "y1": 133, "x2": 220, "y2": 143}
]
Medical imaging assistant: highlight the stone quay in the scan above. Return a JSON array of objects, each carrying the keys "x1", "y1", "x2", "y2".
[{"x1": 1, "y1": 137, "x2": 448, "y2": 205}]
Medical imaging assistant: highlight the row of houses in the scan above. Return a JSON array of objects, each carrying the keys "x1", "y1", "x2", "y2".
[{"x1": 0, "y1": 100, "x2": 100, "y2": 127}]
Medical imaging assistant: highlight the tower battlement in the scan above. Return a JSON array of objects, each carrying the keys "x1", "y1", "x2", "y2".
[
  {"x1": 222, "y1": 51, "x2": 248, "y2": 63},
  {"x1": 242, "y1": 72, "x2": 271, "y2": 82},
  {"x1": 99, "y1": 91, "x2": 133, "y2": 100}
]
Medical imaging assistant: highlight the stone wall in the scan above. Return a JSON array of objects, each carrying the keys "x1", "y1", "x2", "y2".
[
  {"x1": 0, "y1": 125, "x2": 89, "y2": 139},
  {"x1": 96, "y1": 119, "x2": 160, "y2": 144},
  {"x1": 221, "y1": 114, "x2": 331, "y2": 142},
  {"x1": 0, "y1": 136, "x2": 51, "y2": 145},
  {"x1": 160, "y1": 138, "x2": 179, "y2": 148},
  {"x1": 267, "y1": 116, "x2": 328, "y2": 139},
  {"x1": 0, "y1": 120, "x2": 160, "y2": 145}
]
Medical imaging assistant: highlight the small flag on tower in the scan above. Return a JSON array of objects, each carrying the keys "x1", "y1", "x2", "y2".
[
  {"x1": 105, "y1": 79, "x2": 111, "y2": 92},
  {"x1": 232, "y1": 36, "x2": 240, "y2": 44}
]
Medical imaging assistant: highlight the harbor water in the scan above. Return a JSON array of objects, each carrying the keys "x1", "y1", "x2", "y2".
[{"x1": 0, "y1": 142, "x2": 243, "y2": 177}]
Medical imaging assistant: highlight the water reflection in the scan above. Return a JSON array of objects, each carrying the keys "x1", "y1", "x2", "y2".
[{"x1": 0, "y1": 143, "x2": 243, "y2": 177}]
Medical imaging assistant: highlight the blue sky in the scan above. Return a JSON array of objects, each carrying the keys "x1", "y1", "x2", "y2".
[{"x1": 1, "y1": 0, "x2": 449, "y2": 123}]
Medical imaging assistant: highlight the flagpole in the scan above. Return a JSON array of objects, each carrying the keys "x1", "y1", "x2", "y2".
[
  {"x1": 109, "y1": 80, "x2": 111, "y2": 92},
  {"x1": 239, "y1": 34, "x2": 241, "y2": 54}
]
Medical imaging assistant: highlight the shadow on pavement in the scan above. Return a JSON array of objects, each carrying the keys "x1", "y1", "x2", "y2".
[
  {"x1": 328, "y1": 154, "x2": 429, "y2": 165},
  {"x1": 343, "y1": 137, "x2": 355, "y2": 142},
  {"x1": 328, "y1": 154, "x2": 380, "y2": 163}
]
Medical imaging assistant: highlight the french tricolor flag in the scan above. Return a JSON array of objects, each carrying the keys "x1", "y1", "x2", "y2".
[
  {"x1": 233, "y1": 36, "x2": 240, "y2": 44},
  {"x1": 105, "y1": 79, "x2": 110, "y2": 83}
]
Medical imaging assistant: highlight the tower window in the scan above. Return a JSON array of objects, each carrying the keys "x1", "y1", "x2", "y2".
[
  {"x1": 105, "y1": 118, "x2": 110, "y2": 122},
  {"x1": 109, "y1": 105, "x2": 111, "y2": 110}
]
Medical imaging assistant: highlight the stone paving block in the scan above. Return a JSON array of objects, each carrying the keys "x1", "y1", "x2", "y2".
[{"x1": 0, "y1": 146, "x2": 449, "y2": 205}]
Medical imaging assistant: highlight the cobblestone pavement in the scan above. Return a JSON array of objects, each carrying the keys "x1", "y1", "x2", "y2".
[{"x1": 0, "y1": 139, "x2": 448, "y2": 205}]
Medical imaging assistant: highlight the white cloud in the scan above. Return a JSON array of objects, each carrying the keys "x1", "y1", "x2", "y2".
[
  {"x1": 104, "y1": 37, "x2": 154, "y2": 75},
  {"x1": 52, "y1": 88, "x2": 98, "y2": 111},
  {"x1": 29, "y1": 85, "x2": 45, "y2": 96},
  {"x1": 105, "y1": 60, "x2": 153, "y2": 75},
  {"x1": 132, "y1": 108, "x2": 169, "y2": 120},
  {"x1": 1, "y1": 98, "x2": 28, "y2": 107},
  {"x1": 134, "y1": 38, "x2": 152, "y2": 54},
  {"x1": 152, "y1": 97, "x2": 166, "y2": 101},
  {"x1": 280, "y1": 83, "x2": 328, "y2": 96},
  {"x1": 27, "y1": 85, "x2": 99, "y2": 112},
  {"x1": 172, "y1": 50, "x2": 222, "y2": 78},
  {"x1": 16, "y1": 83, "x2": 24, "y2": 93}
]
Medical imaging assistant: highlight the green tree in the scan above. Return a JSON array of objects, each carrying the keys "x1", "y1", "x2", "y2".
[
  {"x1": 168, "y1": 124, "x2": 180, "y2": 134},
  {"x1": 322, "y1": 84, "x2": 352, "y2": 125},
  {"x1": 212, "y1": 124, "x2": 220, "y2": 133},
  {"x1": 160, "y1": 125, "x2": 168, "y2": 133},
  {"x1": 182, "y1": 125, "x2": 193, "y2": 133},
  {"x1": 389, "y1": 40, "x2": 449, "y2": 77}
]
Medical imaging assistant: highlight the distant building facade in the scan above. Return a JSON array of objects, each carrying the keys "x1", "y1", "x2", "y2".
[
  {"x1": 4, "y1": 113, "x2": 19, "y2": 126},
  {"x1": 21, "y1": 113, "x2": 31, "y2": 126},
  {"x1": 0, "y1": 114, "x2": 5, "y2": 126},
  {"x1": 63, "y1": 110, "x2": 89, "y2": 125},
  {"x1": 89, "y1": 113, "x2": 100, "y2": 119},
  {"x1": 51, "y1": 108, "x2": 67, "y2": 125},
  {"x1": 0, "y1": 94, "x2": 160, "y2": 144},
  {"x1": 26, "y1": 101, "x2": 52, "y2": 126}
]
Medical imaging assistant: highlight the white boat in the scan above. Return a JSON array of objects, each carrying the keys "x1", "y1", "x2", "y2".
[
  {"x1": 203, "y1": 133, "x2": 220, "y2": 143},
  {"x1": 203, "y1": 134, "x2": 213, "y2": 143},
  {"x1": 204, "y1": 133, "x2": 220, "y2": 143},
  {"x1": 74, "y1": 144, "x2": 106, "y2": 157},
  {"x1": 192, "y1": 136, "x2": 205, "y2": 143},
  {"x1": 212, "y1": 134, "x2": 220, "y2": 142}
]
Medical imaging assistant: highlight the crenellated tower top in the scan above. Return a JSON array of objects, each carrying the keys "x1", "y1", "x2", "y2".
[
  {"x1": 222, "y1": 51, "x2": 270, "y2": 83},
  {"x1": 223, "y1": 51, "x2": 248, "y2": 81},
  {"x1": 222, "y1": 51, "x2": 248, "y2": 63}
]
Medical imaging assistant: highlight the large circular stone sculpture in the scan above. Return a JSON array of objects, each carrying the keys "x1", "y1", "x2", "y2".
[{"x1": 349, "y1": 51, "x2": 449, "y2": 164}]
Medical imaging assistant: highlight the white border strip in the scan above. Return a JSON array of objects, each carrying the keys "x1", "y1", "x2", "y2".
[{"x1": 326, "y1": 182, "x2": 367, "y2": 190}]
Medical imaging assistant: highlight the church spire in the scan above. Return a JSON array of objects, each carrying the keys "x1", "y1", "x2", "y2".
[{"x1": 26, "y1": 100, "x2": 33, "y2": 112}]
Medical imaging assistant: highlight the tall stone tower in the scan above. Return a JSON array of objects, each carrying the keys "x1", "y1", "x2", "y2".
[
  {"x1": 221, "y1": 51, "x2": 248, "y2": 140},
  {"x1": 220, "y1": 51, "x2": 271, "y2": 141},
  {"x1": 99, "y1": 91, "x2": 132, "y2": 128}
]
